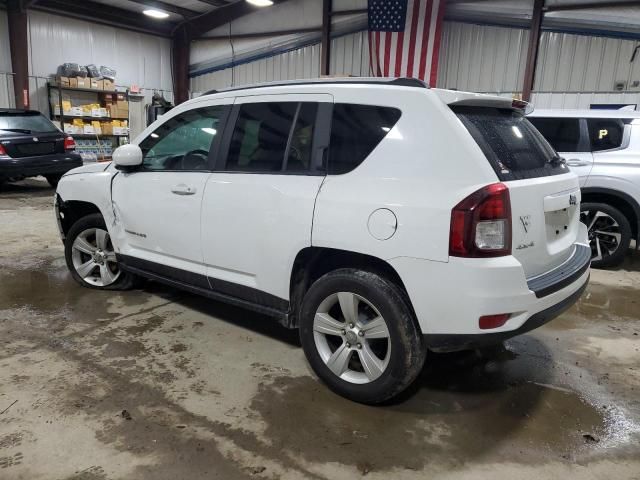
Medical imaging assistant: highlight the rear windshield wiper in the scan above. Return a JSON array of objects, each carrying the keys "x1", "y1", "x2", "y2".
[{"x1": 0, "y1": 128, "x2": 33, "y2": 134}]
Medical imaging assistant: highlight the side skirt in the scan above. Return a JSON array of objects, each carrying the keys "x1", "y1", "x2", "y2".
[{"x1": 117, "y1": 255, "x2": 294, "y2": 328}]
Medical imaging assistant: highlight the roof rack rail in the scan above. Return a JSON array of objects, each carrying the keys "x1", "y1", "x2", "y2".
[{"x1": 202, "y1": 77, "x2": 429, "y2": 96}]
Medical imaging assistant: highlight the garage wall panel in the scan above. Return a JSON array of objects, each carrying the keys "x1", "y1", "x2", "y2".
[{"x1": 0, "y1": 9, "x2": 13, "y2": 108}]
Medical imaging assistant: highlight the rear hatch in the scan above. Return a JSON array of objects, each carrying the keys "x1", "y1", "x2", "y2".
[
  {"x1": 0, "y1": 111, "x2": 66, "y2": 158},
  {"x1": 452, "y1": 105, "x2": 581, "y2": 278}
]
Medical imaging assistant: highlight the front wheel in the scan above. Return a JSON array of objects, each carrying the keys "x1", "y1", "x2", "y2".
[
  {"x1": 580, "y1": 202, "x2": 631, "y2": 269},
  {"x1": 64, "y1": 213, "x2": 138, "y2": 290},
  {"x1": 299, "y1": 269, "x2": 426, "y2": 404}
]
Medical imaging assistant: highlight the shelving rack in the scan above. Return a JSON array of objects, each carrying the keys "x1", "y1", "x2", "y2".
[{"x1": 47, "y1": 81, "x2": 130, "y2": 161}]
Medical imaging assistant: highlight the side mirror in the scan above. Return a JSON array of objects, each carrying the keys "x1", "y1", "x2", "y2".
[{"x1": 113, "y1": 144, "x2": 143, "y2": 171}]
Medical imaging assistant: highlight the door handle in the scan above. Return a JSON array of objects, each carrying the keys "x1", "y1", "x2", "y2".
[
  {"x1": 171, "y1": 184, "x2": 196, "y2": 195},
  {"x1": 566, "y1": 159, "x2": 590, "y2": 167}
]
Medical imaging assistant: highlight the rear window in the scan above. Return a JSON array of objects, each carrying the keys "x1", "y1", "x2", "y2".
[
  {"x1": 0, "y1": 112, "x2": 58, "y2": 134},
  {"x1": 453, "y1": 106, "x2": 568, "y2": 181},
  {"x1": 328, "y1": 104, "x2": 401, "y2": 175}
]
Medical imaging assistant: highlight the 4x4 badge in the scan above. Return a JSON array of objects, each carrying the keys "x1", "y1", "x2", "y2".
[
  {"x1": 520, "y1": 215, "x2": 531, "y2": 233},
  {"x1": 569, "y1": 194, "x2": 577, "y2": 206}
]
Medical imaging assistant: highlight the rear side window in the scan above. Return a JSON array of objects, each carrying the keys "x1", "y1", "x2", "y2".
[
  {"x1": 226, "y1": 102, "x2": 318, "y2": 173},
  {"x1": 328, "y1": 104, "x2": 401, "y2": 175},
  {"x1": 528, "y1": 117, "x2": 583, "y2": 152},
  {"x1": 453, "y1": 107, "x2": 568, "y2": 181},
  {"x1": 587, "y1": 118, "x2": 625, "y2": 152}
]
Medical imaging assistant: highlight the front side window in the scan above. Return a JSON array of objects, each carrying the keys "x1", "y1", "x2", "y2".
[
  {"x1": 139, "y1": 106, "x2": 225, "y2": 171},
  {"x1": 587, "y1": 118, "x2": 625, "y2": 152},
  {"x1": 528, "y1": 117, "x2": 583, "y2": 152},
  {"x1": 328, "y1": 104, "x2": 401, "y2": 175}
]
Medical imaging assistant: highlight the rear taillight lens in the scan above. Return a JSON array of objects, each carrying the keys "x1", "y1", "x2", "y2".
[
  {"x1": 64, "y1": 136, "x2": 76, "y2": 151},
  {"x1": 479, "y1": 313, "x2": 511, "y2": 330},
  {"x1": 0, "y1": 144, "x2": 7, "y2": 156},
  {"x1": 449, "y1": 183, "x2": 512, "y2": 257}
]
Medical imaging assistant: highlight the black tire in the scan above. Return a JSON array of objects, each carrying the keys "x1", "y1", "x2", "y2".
[
  {"x1": 299, "y1": 268, "x2": 426, "y2": 404},
  {"x1": 581, "y1": 202, "x2": 631, "y2": 269},
  {"x1": 45, "y1": 174, "x2": 62, "y2": 188},
  {"x1": 64, "y1": 213, "x2": 138, "y2": 290}
]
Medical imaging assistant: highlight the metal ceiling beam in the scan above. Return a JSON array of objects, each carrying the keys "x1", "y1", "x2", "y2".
[
  {"x1": 124, "y1": 0, "x2": 200, "y2": 19},
  {"x1": 186, "y1": 0, "x2": 288, "y2": 38},
  {"x1": 194, "y1": 0, "x2": 231, "y2": 6},
  {"x1": 545, "y1": 1, "x2": 640, "y2": 11},
  {"x1": 32, "y1": 0, "x2": 177, "y2": 37}
]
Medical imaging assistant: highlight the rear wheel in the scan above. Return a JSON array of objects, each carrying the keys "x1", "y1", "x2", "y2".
[
  {"x1": 65, "y1": 213, "x2": 137, "y2": 290},
  {"x1": 299, "y1": 269, "x2": 426, "y2": 404},
  {"x1": 45, "y1": 174, "x2": 62, "y2": 188},
  {"x1": 580, "y1": 202, "x2": 631, "y2": 269}
]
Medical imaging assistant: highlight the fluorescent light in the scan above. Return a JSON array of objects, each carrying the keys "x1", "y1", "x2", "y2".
[
  {"x1": 143, "y1": 9, "x2": 170, "y2": 19},
  {"x1": 201, "y1": 128, "x2": 217, "y2": 135},
  {"x1": 246, "y1": 0, "x2": 274, "y2": 6}
]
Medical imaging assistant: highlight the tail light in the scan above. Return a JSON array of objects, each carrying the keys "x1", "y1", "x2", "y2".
[
  {"x1": 64, "y1": 136, "x2": 76, "y2": 151},
  {"x1": 479, "y1": 313, "x2": 511, "y2": 330},
  {"x1": 0, "y1": 144, "x2": 7, "y2": 157},
  {"x1": 449, "y1": 183, "x2": 511, "y2": 257}
]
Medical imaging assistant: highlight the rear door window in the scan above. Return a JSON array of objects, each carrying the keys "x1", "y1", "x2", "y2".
[
  {"x1": 328, "y1": 104, "x2": 401, "y2": 174},
  {"x1": 528, "y1": 117, "x2": 583, "y2": 152},
  {"x1": 226, "y1": 102, "x2": 318, "y2": 173},
  {"x1": 587, "y1": 118, "x2": 625, "y2": 152},
  {"x1": 453, "y1": 106, "x2": 568, "y2": 181}
]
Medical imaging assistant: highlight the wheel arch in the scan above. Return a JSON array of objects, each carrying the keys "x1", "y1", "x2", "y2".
[
  {"x1": 57, "y1": 196, "x2": 105, "y2": 240},
  {"x1": 581, "y1": 187, "x2": 639, "y2": 242},
  {"x1": 288, "y1": 246, "x2": 414, "y2": 328}
]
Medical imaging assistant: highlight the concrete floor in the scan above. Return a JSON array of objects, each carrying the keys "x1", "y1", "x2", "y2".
[{"x1": 0, "y1": 178, "x2": 639, "y2": 480}]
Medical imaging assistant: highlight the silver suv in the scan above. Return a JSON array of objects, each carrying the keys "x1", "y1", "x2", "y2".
[{"x1": 529, "y1": 109, "x2": 640, "y2": 268}]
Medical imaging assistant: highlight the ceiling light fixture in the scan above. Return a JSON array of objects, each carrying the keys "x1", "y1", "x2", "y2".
[
  {"x1": 143, "y1": 9, "x2": 170, "y2": 19},
  {"x1": 246, "y1": 0, "x2": 274, "y2": 7}
]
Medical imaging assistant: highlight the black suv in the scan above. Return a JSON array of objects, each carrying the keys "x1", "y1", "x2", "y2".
[{"x1": 0, "y1": 109, "x2": 82, "y2": 188}]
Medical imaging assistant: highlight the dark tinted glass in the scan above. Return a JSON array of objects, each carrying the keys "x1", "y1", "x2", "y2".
[
  {"x1": 140, "y1": 106, "x2": 225, "y2": 171},
  {"x1": 587, "y1": 118, "x2": 625, "y2": 152},
  {"x1": 284, "y1": 103, "x2": 317, "y2": 173},
  {"x1": 328, "y1": 104, "x2": 401, "y2": 174},
  {"x1": 0, "y1": 112, "x2": 58, "y2": 133},
  {"x1": 528, "y1": 117, "x2": 582, "y2": 152},
  {"x1": 227, "y1": 102, "x2": 298, "y2": 172},
  {"x1": 454, "y1": 107, "x2": 568, "y2": 181}
]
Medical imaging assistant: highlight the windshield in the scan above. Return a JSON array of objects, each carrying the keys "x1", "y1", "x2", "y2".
[
  {"x1": 452, "y1": 106, "x2": 568, "y2": 181},
  {"x1": 0, "y1": 113, "x2": 59, "y2": 134}
]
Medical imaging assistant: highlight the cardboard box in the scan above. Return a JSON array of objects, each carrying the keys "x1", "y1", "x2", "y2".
[
  {"x1": 69, "y1": 106, "x2": 84, "y2": 117},
  {"x1": 90, "y1": 78, "x2": 99, "y2": 89},
  {"x1": 58, "y1": 76, "x2": 70, "y2": 87},
  {"x1": 101, "y1": 124, "x2": 114, "y2": 135},
  {"x1": 83, "y1": 124, "x2": 96, "y2": 134},
  {"x1": 91, "y1": 108, "x2": 108, "y2": 118},
  {"x1": 76, "y1": 77, "x2": 89, "y2": 88},
  {"x1": 102, "y1": 79, "x2": 115, "y2": 91},
  {"x1": 116, "y1": 93, "x2": 126, "y2": 102},
  {"x1": 69, "y1": 77, "x2": 78, "y2": 88}
]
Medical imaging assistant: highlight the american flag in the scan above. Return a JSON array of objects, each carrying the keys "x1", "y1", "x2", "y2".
[{"x1": 368, "y1": 0, "x2": 446, "y2": 86}]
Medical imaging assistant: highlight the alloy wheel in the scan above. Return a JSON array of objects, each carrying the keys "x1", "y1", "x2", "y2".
[
  {"x1": 580, "y1": 209, "x2": 622, "y2": 262},
  {"x1": 313, "y1": 292, "x2": 391, "y2": 384},
  {"x1": 71, "y1": 228, "x2": 121, "y2": 287}
]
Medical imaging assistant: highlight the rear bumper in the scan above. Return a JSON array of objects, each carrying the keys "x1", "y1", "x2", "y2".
[
  {"x1": 0, "y1": 153, "x2": 83, "y2": 178},
  {"x1": 389, "y1": 239, "x2": 591, "y2": 351}
]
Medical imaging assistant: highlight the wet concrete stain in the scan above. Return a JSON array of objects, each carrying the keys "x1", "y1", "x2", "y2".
[{"x1": 1, "y1": 252, "x2": 639, "y2": 477}]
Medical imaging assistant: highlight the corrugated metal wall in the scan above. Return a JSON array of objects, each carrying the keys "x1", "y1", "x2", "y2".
[
  {"x1": 437, "y1": 22, "x2": 530, "y2": 92},
  {"x1": 0, "y1": 9, "x2": 14, "y2": 108},
  {"x1": 191, "y1": 30, "x2": 370, "y2": 95}
]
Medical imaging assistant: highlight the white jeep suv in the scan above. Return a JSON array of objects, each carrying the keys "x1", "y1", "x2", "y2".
[
  {"x1": 529, "y1": 109, "x2": 640, "y2": 268},
  {"x1": 55, "y1": 78, "x2": 590, "y2": 404}
]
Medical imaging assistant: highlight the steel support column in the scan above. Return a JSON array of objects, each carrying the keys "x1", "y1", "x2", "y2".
[
  {"x1": 522, "y1": 0, "x2": 544, "y2": 102},
  {"x1": 172, "y1": 25, "x2": 191, "y2": 105},
  {"x1": 7, "y1": 0, "x2": 29, "y2": 109},
  {"x1": 321, "y1": 0, "x2": 332, "y2": 76}
]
